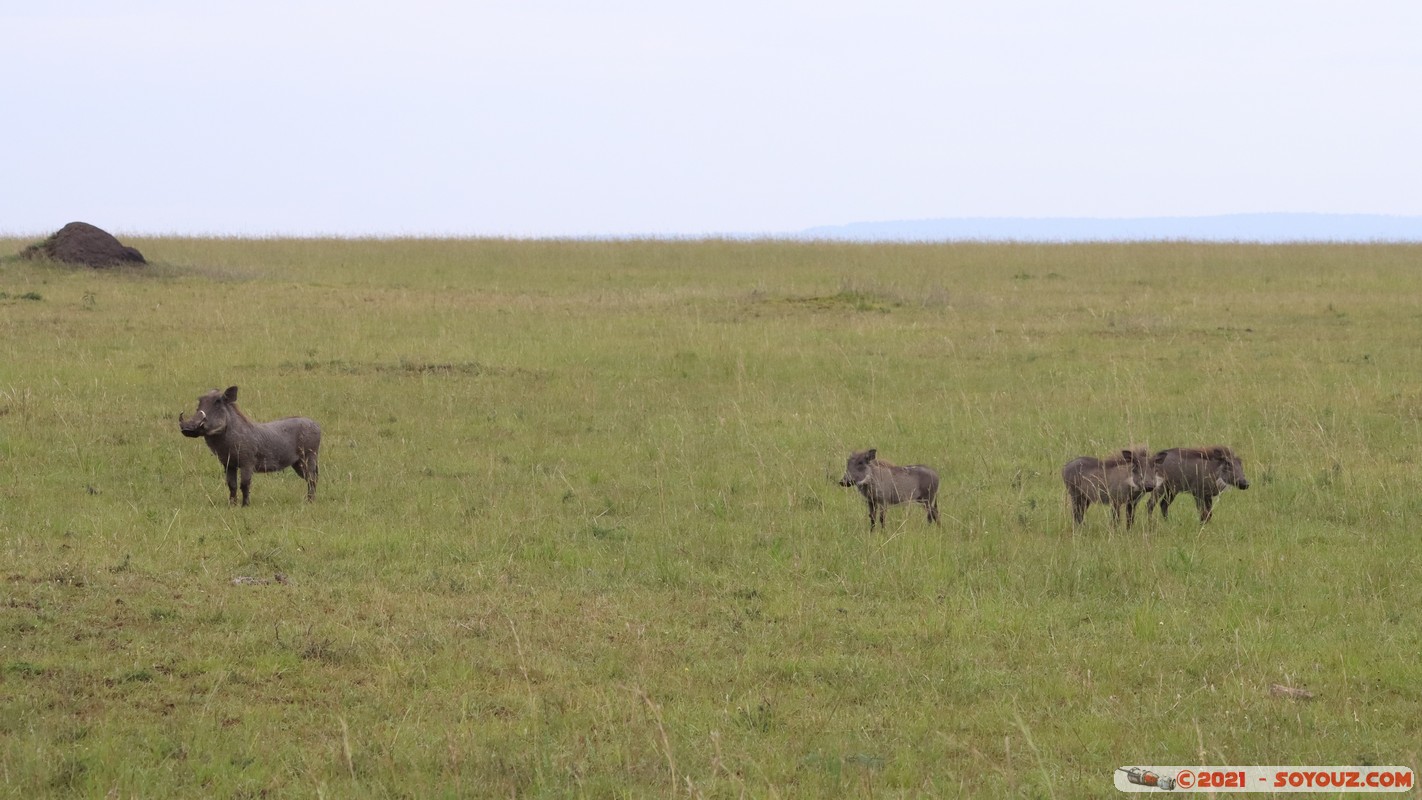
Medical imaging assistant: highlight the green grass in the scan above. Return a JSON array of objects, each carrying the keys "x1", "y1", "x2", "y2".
[{"x1": 1, "y1": 237, "x2": 1419, "y2": 797}]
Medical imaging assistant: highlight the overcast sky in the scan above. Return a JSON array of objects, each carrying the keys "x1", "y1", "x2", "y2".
[{"x1": 4, "y1": 1, "x2": 1419, "y2": 237}]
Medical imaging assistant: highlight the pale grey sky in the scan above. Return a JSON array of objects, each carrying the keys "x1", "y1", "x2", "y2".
[{"x1": 4, "y1": 1, "x2": 1419, "y2": 237}]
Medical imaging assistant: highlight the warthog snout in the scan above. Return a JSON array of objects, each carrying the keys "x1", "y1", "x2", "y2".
[{"x1": 178, "y1": 409, "x2": 208, "y2": 438}]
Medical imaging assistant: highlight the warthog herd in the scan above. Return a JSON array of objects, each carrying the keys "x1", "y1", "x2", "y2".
[
  {"x1": 836, "y1": 444, "x2": 1250, "y2": 530},
  {"x1": 1062, "y1": 445, "x2": 1251, "y2": 529},
  {"x1": 176, "y1": 385, "x2": 1249, "y2": 528}
]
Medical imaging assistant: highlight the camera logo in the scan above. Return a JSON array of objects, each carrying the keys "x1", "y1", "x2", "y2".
[{"x1": 1119, "y1": 767, "x2": 1176, "y2": 791}]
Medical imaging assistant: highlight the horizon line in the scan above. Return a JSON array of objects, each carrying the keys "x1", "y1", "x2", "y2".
[{"x1": 4, "y1": 211, "x2": 1422, "y2": 243}]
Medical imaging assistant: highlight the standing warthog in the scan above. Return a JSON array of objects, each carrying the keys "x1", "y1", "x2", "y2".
[
  {"x1": 1146, "y1": 446, "x2": 1251, "y2": 522},
  {"x1": 838, "y1": 448, "x2": 940, "y2": 530},
  {"x1": 1062, "y1": 447, "x2": 1166, "y2": 529},
  {"x1": 179, "y1": 386, "x2": 321, "y2": 506}
]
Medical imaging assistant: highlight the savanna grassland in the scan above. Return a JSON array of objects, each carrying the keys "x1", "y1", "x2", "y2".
[{"x1": 1, "y1": 237, "x2": 1419, "y2": 798}]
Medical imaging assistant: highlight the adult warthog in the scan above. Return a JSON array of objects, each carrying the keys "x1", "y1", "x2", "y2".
[
  {"x1": 1062, "y1": 447, "x2": 1165, "y2": 529},
  {"x1": 179, "y1": 386, "x2": 321, "y2": 506},
  {"x1": 1146, "y1": 446, "x2": 1250, "y2": 523},
  {"x1": 838, "y1": 448, "x2": 940, "y2": 530}
]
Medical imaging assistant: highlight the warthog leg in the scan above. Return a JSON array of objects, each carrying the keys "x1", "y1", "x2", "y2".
[
  {"x1": 225, "y1": 463, "x2": 240, "y2": 505},
  {"x1": 292, "y1": 451, "x2": 319, "y2": 501}
]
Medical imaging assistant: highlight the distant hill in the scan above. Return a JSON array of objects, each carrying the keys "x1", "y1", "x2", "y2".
[{"x1": 797, "y1": 213, "x2": 1422, "y2": 243}]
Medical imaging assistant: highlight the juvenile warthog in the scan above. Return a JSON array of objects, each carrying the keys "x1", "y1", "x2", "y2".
[
  {"x1": 1146, "y1": 446, "x2": 1251, "y2": 522},
  {"x1": 1062, "y1": 447, "x2": 1166, "y2": 529},
  {"x1": 838, "y1": 448, "x2": 940, "y2": 530},
  {"x1": 179, "y1": 386, "x2": 321, "y2": 506}
]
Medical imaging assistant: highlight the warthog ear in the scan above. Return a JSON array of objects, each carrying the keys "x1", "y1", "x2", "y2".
[
  {"x1": 1207, "y1": 446, "x2": 1229, "y2": 460},
  {"x1": 1120, "y1": 449, "x2": 1135, "y2": 461},
  {"x1": 865, "y1": 448, "x2": 877, "y2": 461},
  {"x1": 1153, "y1": 451, "x2": 1169, "y2": 465},
  {"x1": 223, "y1": 386, "x2": 239, "y2": 403}
]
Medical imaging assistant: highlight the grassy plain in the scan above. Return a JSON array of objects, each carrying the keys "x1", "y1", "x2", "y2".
[{"x1": 1, "y1": 237, "x2": 1419, "y2": 798}]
